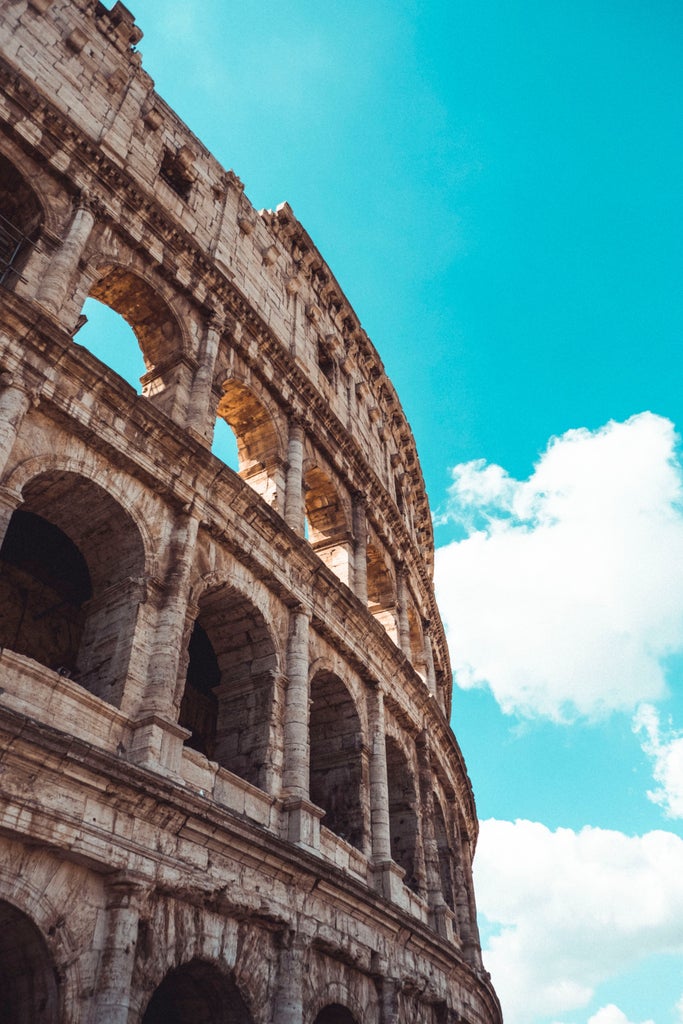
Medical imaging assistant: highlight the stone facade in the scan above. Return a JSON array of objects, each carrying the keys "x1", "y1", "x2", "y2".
[{"x1": 0, "y1": 2, "x2": 503, "y2": 1022}]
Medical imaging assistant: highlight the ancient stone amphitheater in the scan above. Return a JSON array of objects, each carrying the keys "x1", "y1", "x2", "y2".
[{"x1": 0, "y1": 2, "x2": 502, "y2": 1022}]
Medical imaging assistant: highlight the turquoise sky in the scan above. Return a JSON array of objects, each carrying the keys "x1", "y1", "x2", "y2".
[{"x1": 87, "y1": 3, "x2": 683, "y2": 1022}]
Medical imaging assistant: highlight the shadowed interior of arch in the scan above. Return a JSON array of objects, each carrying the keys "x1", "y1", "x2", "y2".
[
  {"x1": 313, "y1": 1005, "x2": 359, "y2": 1024},
  {"x1": 0, "y1": 900, "x2": 59, "y2": 1024},
  {"x1": 179, "y1": 585, "x2": 277, "y2": 791},
  {"x1": 385, "y1": 735, "x2": 420, "y2": 893},
  {"x1": 0, "y1": 151, "x2": 43, "y2": 286},
  {"x1": 309, "y1": 671, "x2": 364, "y2": 850},
  {"x1": 141, "y1": 959, "x2": 252, "y2": 1024},
  {"x1": 0, "y1": 470, "x2": 145, "y2": 706}
]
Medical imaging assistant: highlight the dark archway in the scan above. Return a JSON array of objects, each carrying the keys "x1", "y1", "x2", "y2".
[
  {"x1": 385, "y1": 736, "x2": 420, "y2": 893},
  {"x1": 309, "y1": 671, "x2": 364, "y2": 849},
  {"x1": 142, "y1": 959, "x2": 251, "y2": 1024},
  {"x1": 0, "y1": 152, "x2": 43, "y2": 286},
  {"x1": 0, "y1": 900, "x2": 59, "y2": 1024},
  {"x1": 179, "y1": 585, "x2": 277, "y2": 790},
  {"x1": 0, "y1": 471, "x2": 145, "y2": 705},
  {"x1": 314, "y1": 1005, "x2": 359, "y2": 1024}
]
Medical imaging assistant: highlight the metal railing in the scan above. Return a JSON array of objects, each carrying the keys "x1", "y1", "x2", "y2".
[{"x1": 0, "y1": 211, "x2": 39, "y2": 285}]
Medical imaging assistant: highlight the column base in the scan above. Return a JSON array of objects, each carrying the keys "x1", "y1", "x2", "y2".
[
  {"x1": 282, "y1": 797, "x2": 325, "y2": 852},
  {"x1": 128, "y1": 714, "x2": 190, "y2": 777}
]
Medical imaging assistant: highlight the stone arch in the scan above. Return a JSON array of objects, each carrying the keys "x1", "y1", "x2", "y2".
[
  {"x1": 0, "y1": 867, "x2": 82, "y2": 1024},
  {"x1": 179, "y1": 580, "x2": 279, "y2": 791},
  {"x1": 0, "y1": 899, "x2": 59, "y2": 1024},
  {"x1": 366, "y1": 542, "x2": 397, "y2": 641},
  {"x1": 3, "y1": 452, "x2": 158, "y2": 579},
  {"x1": 83, "y1": 261, "x2": 190, "y2": 418},
  {"x1": 308, "y1": 979, "x2": 369, "y2": 1024},
  {"x1": 141, "y1": 957, "x2": 253, "y2": 1024},
  {"x1": 309, "y1": 669, "x2": 364, "y2": 849},
  {"x1": 0, "y1": 149, "x2": 45, "y2": 287},
  {"x1": 304, "y1": 464, "x2": 352, "y2": 585},
  {"x1": 433, "y1": 795, "x2": 455, "y2": 911},
  {"x1": 0, "y1": 467, "x2": 146, "y2": 706},
  {"x1": 216, "y1": 376, "x2": 285, "y2": 506},
  {"x1": 385, "y1": 734, "x2": 420, "y2": 893}
]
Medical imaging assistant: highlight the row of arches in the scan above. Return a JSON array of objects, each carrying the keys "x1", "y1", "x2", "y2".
[
  {"x1": 0, "y1": 464, "x2": 466, "y2": 919},
  {"x1": 0, "y1": 899, "x2": 361, "y2": 1024},
  {"x1": 0, "y1": 150, "x2": 437, "y2": 682}
]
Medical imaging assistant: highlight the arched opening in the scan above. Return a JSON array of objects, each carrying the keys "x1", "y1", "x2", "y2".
[
  {"x1": 216, "y1": 379, "x2": 282, "y2": 506},
  {"x1": 433, "y1": 796, "x2": 455, "y2": 911},
  {"x1": 366, "y1": 543, "x2": 398, "y2": 642},
  {"x1": 0, "y1": 152, "x2": 43, "y2": 287},
  {"x1": 179, "y1": 585, "x2": 277, "y2": 790},
  {"x1": 314, "y1": 1006, "x2": 359, "y2": 1024},
  {"x1": 75, "y1": 297, "x2": 146, "y2": 392},
  {"x1": 0, "y1": 471, "x2": 145, "y2": 706},
  {"x1": 304, "y1": 466, "x2": 351, "y2": 585},
  {"x1": 385, "y1": 736, "x2": 420, "y2": 893},
  {"x1": 309, "y1": 671, "x2": 364, "y2": 849},
  {"x1": 85, "y1": 266, "x2": 185, "y2": 417},
  {"x1": 142, "y1": 958, "x2": 251, "y2": 1024},
  {"x1": 0, "y1": 900, "x2": 59, "y2": 1024}
]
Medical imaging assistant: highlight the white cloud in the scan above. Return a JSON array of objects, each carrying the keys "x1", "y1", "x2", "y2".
[
  {"x1": 635, "y1": 704, "x2": 683, "y2": 820},
  {"x1": 475, "y1": 819, "x2": 683, "y2": 1024},
  {"x1": 587, "y1": 1006, "x2": 654, "y2": 1024},
  {"x1": 435, "y1": 413, "x2": 683, "y2": 721}
]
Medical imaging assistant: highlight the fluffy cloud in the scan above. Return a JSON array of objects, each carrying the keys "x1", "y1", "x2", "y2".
[
  {"x1": 475, "y1": 819, "x2": 683, "y2": 1024},
  {"x1": 435, "y1": 413, "x2": 683, "y2": 721},
  {"x1": 587, "y1": 1007, "x2": 654, "y2": 1024},
  {"x1": 634, "y1": 704, "x2": 683, "y2": 819}
]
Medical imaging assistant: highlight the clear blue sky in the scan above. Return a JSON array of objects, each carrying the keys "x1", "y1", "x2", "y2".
[{"x1": 86, "y1": 4, "x2": 683, "y2": 1022}]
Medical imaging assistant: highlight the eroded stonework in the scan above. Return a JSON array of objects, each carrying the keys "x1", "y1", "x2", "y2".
[{"x1": 0, "y1": 2, "x2": 503, "y2": 1022}]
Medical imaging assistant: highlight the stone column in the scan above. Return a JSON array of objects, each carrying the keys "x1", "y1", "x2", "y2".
[
  {"x1": 396, "y1": 565, "x2": 411, "y2": 657},
  {"x1": 368, "y1": 687, "x2": 391, "y2": 862},
  {"x1": 282, "y1": 606, "x2": 310, "y2": 798},
  {"x1": 37, "y1": 196, "x2": 95, "y2": 315},
  {"x1": 380, "y1": 977, "x2": 400, "y2": 1024},
  {"x1": 129, "y1": 512, "x2": 199, "y2": 771},
  {"x1": 186, "y1": 313, "x2": 224, "y2": 440},
  {"x1": 423, "y1": 623, "x2": 437, "y2": 696},
  {"x1": 352, "y1": 491, "x2": 368, "y2": 604},
  {"x1": 0, "y1": 372, "x2": 30, "y2": 479},
  {"x1": 284, "y1": 420, "x2": 305, "y2": 535},
  {"x1": 88, "y1": 874, "x2": 148, "y2": 1024},
  {"x1": 270, "y1": 931, "x2": 305, "y2": 1024}
]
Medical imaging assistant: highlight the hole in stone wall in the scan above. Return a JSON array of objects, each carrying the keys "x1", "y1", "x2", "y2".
[
  {"x1": 385, "y1": 735, "x2": 420, "y2": 893},
  {"x1": 179, "y1": 585, "x2": 277, "y2": 791},
  {"x1": 0, "y1": 901, "x2": 59, "y2": 1024},
  {"x1": 309, "y1": 671, "x2": 364, "y2": 849},
  {"x1": 211, "y1": 416, "x2": 240, "y2": 473},
  {"x1": 75, "y1": 297, "x2": 145, "y2": 392}
]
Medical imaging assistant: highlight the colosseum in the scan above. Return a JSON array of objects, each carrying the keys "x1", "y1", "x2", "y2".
[{"x1": 0, "y1": 2, "x2": 503, "y2": 1022}]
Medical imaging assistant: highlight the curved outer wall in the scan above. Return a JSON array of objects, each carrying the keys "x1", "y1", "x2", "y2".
[{"x1": 0, "y1": 2, "x2": 502, "y2": 1023}]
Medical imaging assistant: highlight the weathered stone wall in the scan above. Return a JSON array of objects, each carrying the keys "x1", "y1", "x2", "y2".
[{"x1": 0, "y1": 1, "x2": 502, "y2": 1022}]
